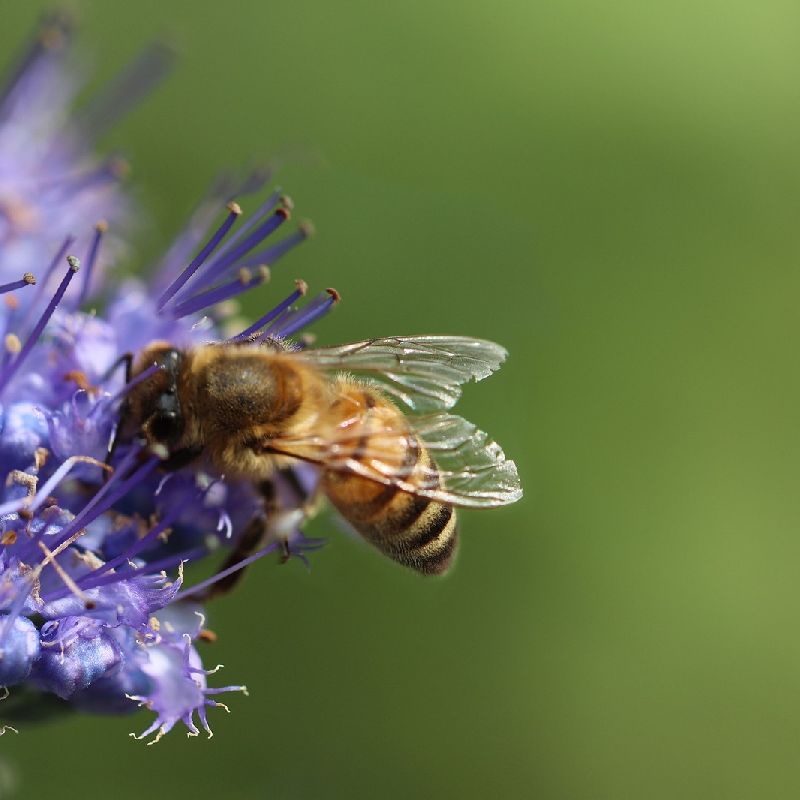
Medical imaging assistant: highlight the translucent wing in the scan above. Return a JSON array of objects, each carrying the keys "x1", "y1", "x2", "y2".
[
  {"x1": 300, "y1": 336, "x2": 508, "y2": 412},
  {"x1": 261, "y1": 411, "x2": 522, "y2": 509},
  {"x1": 408, "y1": 413, "x2": 522, "y2": 506}
]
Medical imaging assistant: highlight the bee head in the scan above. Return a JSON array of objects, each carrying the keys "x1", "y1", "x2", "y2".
[{"x1": 128, "y1": 344, "x2": 186, "y2": 449}]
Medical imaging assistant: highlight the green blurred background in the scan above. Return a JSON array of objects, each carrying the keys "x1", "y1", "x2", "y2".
[{"x1": 4, "y1": 1, "x2": 800, "y2": 798}]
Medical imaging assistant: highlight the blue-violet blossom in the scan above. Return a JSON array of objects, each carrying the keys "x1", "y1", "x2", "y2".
[{"x1": 0, "y1": 14, "x2": 332, "y2": 742}]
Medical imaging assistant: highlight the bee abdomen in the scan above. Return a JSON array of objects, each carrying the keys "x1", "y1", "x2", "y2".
[
  {"x1": 378, "y1": 500, "x2": 459, "y2": 575},
  {"x1": 321, "y1": 383, "x2": 459, "y2": 574},
  {"x1": 323, "y1": 432, "x2": 459, "y2": 575}
]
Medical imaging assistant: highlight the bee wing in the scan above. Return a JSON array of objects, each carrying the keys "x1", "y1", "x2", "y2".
[
  {"x1": 299, "y1": 336, "x2": 508, "y2": 412},
  {"x1": 408, "y1": 412, "x2": 522, "y2": 507},
  {"x1": 262, "y1": 411, "x2": 522, "y2": 509}
]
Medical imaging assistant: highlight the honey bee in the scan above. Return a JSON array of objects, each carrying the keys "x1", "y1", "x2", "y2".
[{"x1": 120, "y1": 334, "x2": 521, "y2": 582}]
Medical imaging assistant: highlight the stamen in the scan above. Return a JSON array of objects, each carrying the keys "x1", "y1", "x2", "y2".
[
  {"x1": 236, "y1": 221, "x2": 314, "y2": 271},
  {"x1": 69, "y1": 492, "x2": 195, "y2": 589},
  {"x1": 0, "y1": 455, "x2": 109, "y2": 523},
  {"x1": 211, "y1": 190, "x2": 284, "y2": 263},
  {"x1": 43, "y1": 157, "x2": 129, "y2": 198},
  {"x1": 39, "y1": 235, "x2": 75, "y2": 290},
  {"x1": 16, "y1": 235, "x2": 74, "y2": 332},
  {"x1": 145, "y1": 725, "x2": 168, "y2": 745},
  {"x1": 80, "y1": 41, "x2": 175, "y2": 139},
  {"x1": 49, "y1": 451, "x2": 156, "y2": 552},
  {"x1": 191, "y1": 206, "x2": 290, "y2": 291},
  {"x1": 0, "y1": 514, "x2": 101, "y2": 638},
  {"x1": 229, "y1": 279, "x2": 308, "y2": 342},
  {"x1": 68, "y1": 548, "x2": 206, "y2": 597},
  {"x1": 170, "y1": 265, "x2": 270, "y2": 318},
  {"x1": 0, "y1": 273, "x2": 36, "y2": 295},
  {"x1": 157, "y1": 202, "x2": 242, "y2": 311},
  {"x1": 95, "y1": 363, "x2": 160, "y2": 415},
  {"x1": 176, "y1": 541, "x2": 281, "y2": 600},
  {"x1": 37, "y1": 540, "x2": 94, "y2": 608},
  {"x1": 45, "y1": 470, "x2": 218, "y2": 602},
  {"x1": 151, "y1": 174, "x2": 241, "y2": 292},
  {"x1": 28, "y1": 456, "x2": 110, "y2": 515},
  {"x1": 204, "y1": 686, "x2": 248, "y2": 697},
  {"x1": 0, "y1": 256, "x2": 80, "y2": 396},
  {"x1": 0, "y1": 11, "x2": 71, "y2": 110},
  {"x1": 268, "y1": 288, "x2": 340, "y2": 339},
  {"x1": 78, "y1": 221, "x2": 107, "y2": 306}
]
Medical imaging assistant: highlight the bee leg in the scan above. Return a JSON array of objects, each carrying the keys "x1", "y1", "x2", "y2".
[
  {"x1": 194, "y1": 480, "x2": 285, "y2": 599},
  {"x1": 102, "y1": 353, "x2": 134, "y2": 481},
  {"x1": 193, "y1": 475, "x2": 316, "y2": 599},
  {"x1": 276, "y1": 467, "x2": 325, "y2": 526},
  {"x1": 159, "y1": 444, "x2": 204, "y2": 471},
  {"x1": 101, "y1": 351, "x2": 134, "y2": 385},
  {"x1": 195, "y1": 513, "x2": 268, "y2": 600},
  {"x1": 281, "y1": 468, "x2": 311, "y2": 504},
  {"x1": 279, "y1": 537, "x2": 291, "y2": 564}
]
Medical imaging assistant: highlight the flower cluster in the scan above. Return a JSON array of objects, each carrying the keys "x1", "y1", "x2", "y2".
[{"x1": 0, "y1": 14, "x2": 332, "y2": 741}]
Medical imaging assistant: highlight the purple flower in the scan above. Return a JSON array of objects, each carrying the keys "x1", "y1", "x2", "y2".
[
  {"x1": 0, "y1": 12, "x2": 136, "y2": 298},
  {"x1": 0, "y1": 15, "x2": 333, "y2": 742}
]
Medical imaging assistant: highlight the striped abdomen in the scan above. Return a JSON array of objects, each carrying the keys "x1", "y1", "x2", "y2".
[{"x1": 321, "y1": 382, "x2": 458, "y2": 575}]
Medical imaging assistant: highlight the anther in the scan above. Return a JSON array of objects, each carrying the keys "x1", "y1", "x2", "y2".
[
  {"x1": 0, "y1": 274, "x2": 37, "y2": 295},
  {"x1": 40, "y1": 27, "x2": 66, "y2": 51},
  {"x1": 269, "y1": 288, "x2": 340, "y2": 339},
  {"x1": 4, "y1": 334, "x2": 21, "y2": 354},
  {"x1": 0, "y1": 256, "x2": 81, "y2": 396},
  {"x1": 157, "y1": 202, "x2": 243, "y2": 311},
  {"x1": 196, "y1": 206, "x2": 291, "y2": 287},
  {"x1": 228, "y1": 280, "x2": 308, "y2": 342},
  {"x1": 107, "y1": 155, "x2": 131, "y2": 180},
  {"x1": 37, "y1": 539, "x2": 94, "y2": 607}
]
